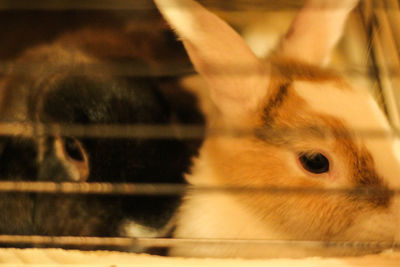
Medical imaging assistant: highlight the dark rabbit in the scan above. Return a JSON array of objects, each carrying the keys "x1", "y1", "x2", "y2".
[{"x1": 0, "y1": 7, "x2": 202, "y2": 251}]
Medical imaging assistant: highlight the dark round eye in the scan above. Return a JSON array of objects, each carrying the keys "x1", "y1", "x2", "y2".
[
  {"x1": 298, "y1": 152, "x2": 329, "y2": 174},
  {"x1": 64, "y1": 137, "x2": 84, "y2": 161}
]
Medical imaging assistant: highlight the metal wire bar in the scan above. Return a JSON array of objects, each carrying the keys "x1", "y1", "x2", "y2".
[
  {"x1": 0, "y1": 0, "x2": 396, "y2": 11},
  {"x1": 0, "y1": 123, "x2": 205, "y2": 139},
  {"x1": 0, "y1": 181, "x2": 398, "y2": 196},
  {"x1": 0, "y1": 0, "x2": 308, "y2": 11},
  {"x1": 0, "y1": 182, "x2": 186, "y2": 195},
  {"x1": 0, "y1": 235, "x2": 398, "y2": 251},
  {"x1": 0, "y1": 62, "x2": 195, "y2": 77},
  {"x1": 0, "y1": 0, "x2": 156, "y2": 10},
  {"x1": 0, "y1": 122, "x2": 400, "y2": 139},
  {"x1": 0, "y1": 61, "x2": 398, "y2": 77}
]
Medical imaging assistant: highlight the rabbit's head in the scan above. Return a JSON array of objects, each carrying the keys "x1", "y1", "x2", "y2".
[
  {"x1": 155, "y1": 0, "x2": 400, "y2": 258},
  {"x1": 0, "y1": 22, "x2": 192, "y2": 243}
]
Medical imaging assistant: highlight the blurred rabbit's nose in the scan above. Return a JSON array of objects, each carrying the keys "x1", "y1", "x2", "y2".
[{"x1": 38, "y1": 136, "x2": 89, "y2": 182}]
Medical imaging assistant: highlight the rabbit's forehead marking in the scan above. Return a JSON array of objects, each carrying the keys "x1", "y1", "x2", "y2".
[
  {"x1": 293, "y1": 80, "x2": 400, "y2": 189},
  {"x1": 263, "y1": 82, "x2": 290, "y2": 124}
]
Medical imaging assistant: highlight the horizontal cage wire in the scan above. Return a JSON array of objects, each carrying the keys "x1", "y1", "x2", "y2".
[
  {"x1": 0, "y1": 0, "x2": 396, "y2": 10},
  {"x1": 0, "y1": 123, "x2": 399, "y2": 139},
  {"x1": 0, "y1": 61, "x2": 397, "y2": 77},
  {"x1": 0, "y1": 181, "x2": 398, "y2": 196},
  {"x1": 0, "y1": 62, "x2": 196, "y2": 77},
  {"x1": 0, "y1": 235, "x2": 398, "y2": 251},
  {"x1": 0, "y1": 0, "x2": 312, "y2": 11}
]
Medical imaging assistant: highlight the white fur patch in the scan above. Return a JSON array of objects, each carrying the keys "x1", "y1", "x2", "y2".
[
  {"x1": 171, "y1": 191, "x2": 290, "y2": 258},
  {"x1": 295, "y1": 80, "x2": 400, "y2": 187}
]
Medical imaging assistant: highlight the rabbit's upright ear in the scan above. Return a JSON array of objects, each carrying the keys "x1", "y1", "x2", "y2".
[
  {"x1": 280, "y1": 0, "x2": 359, "y2": 66},
  {"x1": 154, "y1": 0, "x2": 270, "y2": 123}
]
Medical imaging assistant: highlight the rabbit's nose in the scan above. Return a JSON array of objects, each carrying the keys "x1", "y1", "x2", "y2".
[{"x1": 37, "y1": 136, "x2": 89, "y2": 182}]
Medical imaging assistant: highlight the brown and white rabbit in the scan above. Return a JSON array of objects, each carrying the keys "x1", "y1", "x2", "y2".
[{"x1": 154, "y1": 0, "x2": 400, "y2": 258}]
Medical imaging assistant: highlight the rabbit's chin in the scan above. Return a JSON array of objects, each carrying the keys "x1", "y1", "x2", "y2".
[{"x1": 171, "y1": 188, "x2": 399, "y2": 258}]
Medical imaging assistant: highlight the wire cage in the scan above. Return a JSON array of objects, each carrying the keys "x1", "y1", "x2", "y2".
[{"x1": 0, "y1": 0, "x2": 399, "y2": 265}]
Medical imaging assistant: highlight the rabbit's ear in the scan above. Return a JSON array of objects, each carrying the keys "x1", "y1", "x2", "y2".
[
  {"x1": 154, "y1": 0, "x2": 270, "y2": 123},
  {"x1": 280, "y1": 0, "x2": 359, "y2": 66}
]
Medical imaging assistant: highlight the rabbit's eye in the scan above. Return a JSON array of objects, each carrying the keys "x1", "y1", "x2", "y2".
[{"x1": 298, "y1": 152, "x2": 329, "y2": 174}]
